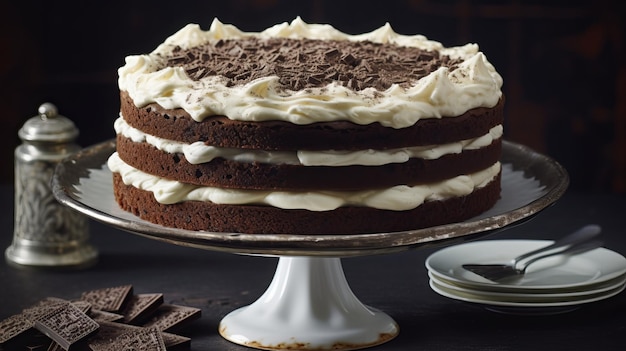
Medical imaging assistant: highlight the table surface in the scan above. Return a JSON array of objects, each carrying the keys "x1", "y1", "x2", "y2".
[{"x1": 1, "y1": 185, "x2": 625, "y2": 350}]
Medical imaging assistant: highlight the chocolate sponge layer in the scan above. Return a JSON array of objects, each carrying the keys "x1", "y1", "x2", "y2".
[
  {"x1": 120, "y1": 91, "x2": 504, "y2": 151},
  {"x1": 116, "y1": 134, "x2": 501, "y2": 191},
  {"x1": 111, "y1": 171, "x2": 501, "y2": 235}
]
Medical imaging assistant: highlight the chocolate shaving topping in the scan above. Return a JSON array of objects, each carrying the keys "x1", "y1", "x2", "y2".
[{"x1": 159, "y1": 38, "x2": 463, "y2": 91}]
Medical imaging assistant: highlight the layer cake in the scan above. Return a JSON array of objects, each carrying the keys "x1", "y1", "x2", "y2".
[{"x1": 108, "y1": 17, "x2": 504, "y2": 234}]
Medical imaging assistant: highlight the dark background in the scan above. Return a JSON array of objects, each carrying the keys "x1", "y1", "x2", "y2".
[{"x1": 1, "y1": 0, "x2": 624, "y2": 192}]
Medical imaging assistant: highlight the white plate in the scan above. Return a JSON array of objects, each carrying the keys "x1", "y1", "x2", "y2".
[
  {"x1": 428, "y1": 269, "x2": 626, "y2": 294},
  {"x1": 429, "y1": 271, "x2": 626, "y2": 299},
  {"x1": 426, "y1": 240, "x2": 626, "y2": 291},
  {"x1": 429, "y1": 278, "x2": 626, "y2": 308}
]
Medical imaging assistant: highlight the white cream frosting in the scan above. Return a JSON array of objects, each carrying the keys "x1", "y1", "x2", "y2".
[
  {"x1": 107, "y1": 152, "x2": 500, "y2": 211},
  {"x1": 115, "y1": 115, "x2": 502, "y2": 166},
  {"x1": 118, "y1": 17, "x2": 503, "y2": 129}
]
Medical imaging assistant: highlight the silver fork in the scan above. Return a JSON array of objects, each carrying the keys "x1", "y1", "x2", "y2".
[{"x1": 462, "y1": 224, "x2": 603, "y2": 282}]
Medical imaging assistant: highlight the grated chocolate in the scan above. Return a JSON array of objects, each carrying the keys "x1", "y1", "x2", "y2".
[{"x1": 159, "y1": 38, "x2": 463, "y2": 91}]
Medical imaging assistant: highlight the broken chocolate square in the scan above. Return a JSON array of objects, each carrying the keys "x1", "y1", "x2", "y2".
[
  {"x1": 80, "y1": 285, "x2": 133, "y2": 312},
  {"x1": 33, "y1": 301, "x2": 99, "y2": 350},
  {"x1": 101, "y1": 326, "x2": 166, "y2": 351},
  {"x1": 120, "y1": 293, "x2": 164, "y2": 325},
  {"x1": 89, "y1": 309, "x2": 124, "y2": 323},
  {"x1": 0, "y1": 313, "x2": 35, "y2": 345},
  {"x1": 141, "y1": 304, "x2": 201, "y2": 333},
  {"x1": 88, "y1": 321, "x2": 186, "y2": 351}
]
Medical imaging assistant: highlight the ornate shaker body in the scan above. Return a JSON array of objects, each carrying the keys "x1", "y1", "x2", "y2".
[{"x1": 6, "y1": 103, "x2": 98, "y2": 268}]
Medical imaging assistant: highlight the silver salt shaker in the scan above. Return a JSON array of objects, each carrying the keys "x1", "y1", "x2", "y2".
[{"x1": 6, "y1": 102, "x2": 98, "y2": 268}]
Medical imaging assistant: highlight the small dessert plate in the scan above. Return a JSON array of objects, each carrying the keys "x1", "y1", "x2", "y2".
[
  {"x1": 429, "y1": 277, "x2": 625, "y2": 308},
  {"x1": 429, "y1": 271, "x2": 626, "y2": 299},
  {"x1": 426, "y1": 240, "x2": 626, "y2": 291}
]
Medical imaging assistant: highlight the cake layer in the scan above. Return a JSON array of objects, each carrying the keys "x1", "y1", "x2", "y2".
[
  {"x1": 115, "y1": 115, "x2": 503, "y2": 167},
  {"x1": 120, "y1": 91, "x2": 504, "y2": 150},
  {"x1": 119, "y1": 18, "x2": 503, "y2": 127},
  {"x1": 108, "y1": 152, "x2": 500, "y2": 211},
  {"x1": 115, "y1": 134, "x2": 502, "y2": 190},
  {"x1": 111, "y1": 171, "x2": 501, "y2": 234}
]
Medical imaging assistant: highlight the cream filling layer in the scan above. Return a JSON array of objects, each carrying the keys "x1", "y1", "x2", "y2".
[
  {"x1": 107, "y1": 152, "x2": 500, "y2": 211},
  {"x1": 118, "y1": 17, "x2": 503, "y2": 128},
  {"x1": 115, "y1": 116, "x2": 503, "y2": 166}
]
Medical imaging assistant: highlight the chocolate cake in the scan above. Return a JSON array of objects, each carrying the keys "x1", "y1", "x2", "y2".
[{"x1": 108, "y1": 17, "x2": 504, "y2": 234}]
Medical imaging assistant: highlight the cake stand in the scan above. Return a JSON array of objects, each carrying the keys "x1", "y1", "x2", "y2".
[{"x1": 52, "y1": 140, "x2": 568, "y2": 350}]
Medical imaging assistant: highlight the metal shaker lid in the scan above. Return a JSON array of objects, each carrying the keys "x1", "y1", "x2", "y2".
[{"x1": 18, "y1": 103, "x2": 79, "y2": 143}]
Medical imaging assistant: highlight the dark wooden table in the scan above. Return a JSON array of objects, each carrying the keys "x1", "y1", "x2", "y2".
[{"x1": 1, "y1": 185, "x2": 625, "y2": 350}]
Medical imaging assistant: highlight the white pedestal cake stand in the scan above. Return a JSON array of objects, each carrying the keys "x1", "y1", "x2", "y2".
[
  {"x1": 220, "y1": 257, "x2": 398, "y2": 349},
  {"x1": 52, "y1": 140, "x2": 568, "y2": 350}
]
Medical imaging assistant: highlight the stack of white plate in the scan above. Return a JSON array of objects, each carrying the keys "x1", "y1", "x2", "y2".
[{"x1": 425, "y1": 240, "x2": 626, "y2": 314}]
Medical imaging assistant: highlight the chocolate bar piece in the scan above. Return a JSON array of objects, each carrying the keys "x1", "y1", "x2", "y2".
[
  {"x1": 87, "y1": 321, "x2": 136, "y2": 350},
  {"x1": 2, "y1": 299, "x2": 73, "y2": 349},
  {"x1": 101, "y1": 326, "x2": 166, "y2": 351},
  {"x1": 0, "y1": 313, "x2": 35, "y2": 345},
  {"x1": 160, "y1": 331, "x2": 191, "y2": 351},
  {"x1": 120, "y1": 293, "x2": 164, "y2": 324},
  {"x1": 22, "y1": 298, "x2": 70, "y2": 321},
  {"x1": 89, "y1": 321, "x2": 187, "y2": 351},
  {"x1": 33, "y1": 301, "x2": 99, "y2": 350},
  {"x1": 70, "y1": 301, "x2": 92, "y2": 315},
  {"x1": 141, "y1": 304, "x2": 201, "y2": 333},
  {"x1": 1, "y1": 287, "x2": 198, "y2": 351},
  {"x1": 89, "y1": 309, "x2": 125, "y2": 323},
  {"x1": 1, "y1": 299, "x2": 68, "y2": 349},
  {"x1": 80, "y1": 285, "x2": 133, "y2": 312}
]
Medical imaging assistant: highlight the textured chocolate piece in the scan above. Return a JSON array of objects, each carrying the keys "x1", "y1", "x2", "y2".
[
  {"x1": 120, "y1": 294, "x2": 164, "y2": 324},
  {"x1": 89, "y1": 321, "x2": 187, "y2": 351},
  {"x1": 80, "y1": 285, "x2": 133, "y2": 312},
  {"x1": 22, "y1": 298, "x2": 70, "y2": 321},
  {"x1": 0, "y1": 314, "x2": 34, "y2": 344},
  {"x1": 89, "y1": 309, "x2": 125, "y2": 323},
  {"x1": 1, "y1": 291, "x2": 198, "y2": 351},
  {"x1": 29, "y1": 297, "x2": 68, "y2": 307},
  {"x1": 159, "y1": 331, "x2": 191, "y2": 351},
  {"x1": 160, "y1": 37, "x2": 462, "y2": 91},
  {"x1": 87, "y1": 321, "x2": 135, "y2": 350},
  {"x1": 70, "y1": 301, "x2": 92, "y2": 314},
  {"x1": 101, "y1": 326, "x2": 166, "y2": 351},
  {"x1": 112, "y1": 171, "x2": 501, "y2": 234},
  {"x1": 2, "y1": 298, "x2": 73, "y2": 349},
  {"x1": 141, "y1": 304, "x2": 201, "y2": 333},
  {"x1": 33, "y1": 302, "x2": 99, "y2": 350},
  {"x1": 120, "y1": 91, "x2": 505, "y2": 150}
]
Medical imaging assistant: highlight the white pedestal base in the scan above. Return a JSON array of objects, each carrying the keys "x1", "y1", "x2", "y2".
[{"x1": 219, "y1": 257, "x2": 398, "y2": 350}]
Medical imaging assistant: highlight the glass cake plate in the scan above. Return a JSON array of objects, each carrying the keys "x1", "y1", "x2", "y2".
[
  {"x1": 52, "y1": 140, "x2": 567, "y2": 257},
  {"x1": 52, "y1": 139, "x2": 568, "y2": 350}
]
